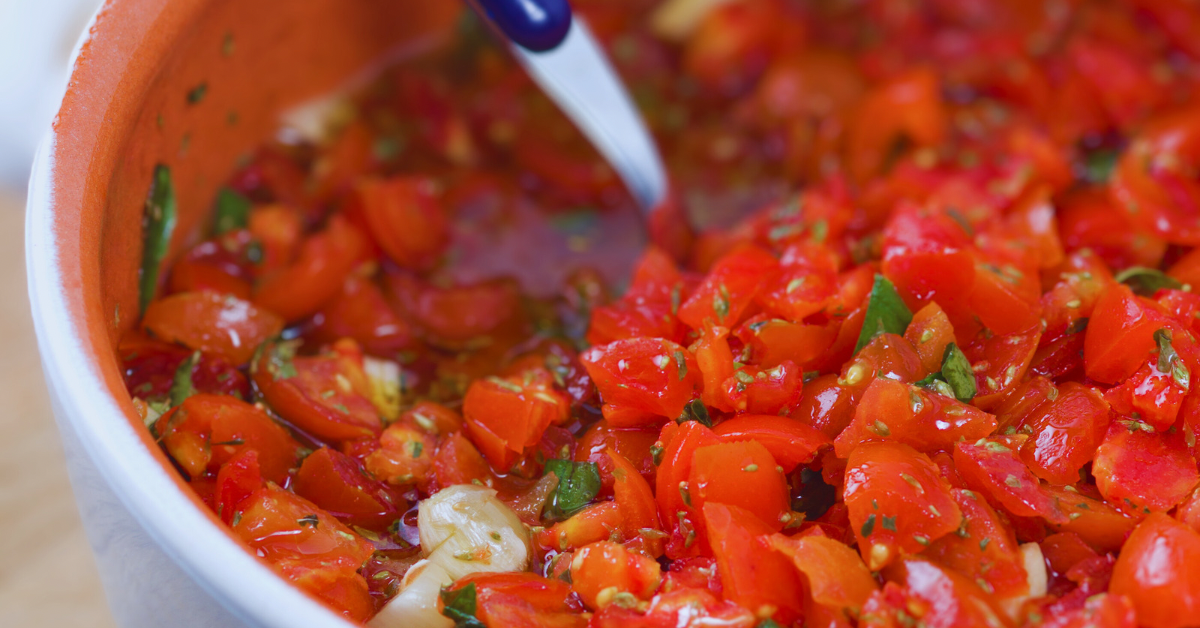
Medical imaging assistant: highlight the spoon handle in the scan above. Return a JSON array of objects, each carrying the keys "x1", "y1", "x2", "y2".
[{"x1": 473, "y1": 0, "x2": 573, "y2": 52}]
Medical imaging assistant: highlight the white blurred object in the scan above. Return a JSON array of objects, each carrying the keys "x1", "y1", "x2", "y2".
[{"x1": 0, "y1": 0, "x2": 102, "y2": 189}]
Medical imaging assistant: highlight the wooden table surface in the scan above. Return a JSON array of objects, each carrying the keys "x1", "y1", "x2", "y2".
[{"x1": 0, "y1": 190, "x2": 117, "y2": 627}]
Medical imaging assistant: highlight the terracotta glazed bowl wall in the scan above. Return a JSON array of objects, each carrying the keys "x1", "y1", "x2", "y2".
[{"x1": 26, "y1": 1, "x2": 459, "y2": 625}]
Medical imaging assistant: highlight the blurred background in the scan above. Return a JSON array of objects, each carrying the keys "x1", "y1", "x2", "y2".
[{"x1": 0, "y1": 0, "x2": 117, "y2": 625}]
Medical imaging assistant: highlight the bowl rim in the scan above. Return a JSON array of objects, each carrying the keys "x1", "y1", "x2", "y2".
[{"x1": 24, "y1": 1, "x2": 360, "y2": 626}]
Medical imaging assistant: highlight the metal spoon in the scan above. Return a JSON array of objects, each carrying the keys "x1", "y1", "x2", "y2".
[{"x1": 469, "y1": 0, "x2": 669, "y2": 211}]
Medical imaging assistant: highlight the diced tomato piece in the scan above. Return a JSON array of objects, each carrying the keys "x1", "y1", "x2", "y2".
[
  {"x1": 720, "y1": 360, "x2": 804, "y2": 415},
  {"x1": 120, "y1": 333, "x2": 250, "y2": 401},
  {"x1": 834, "y1": 379, "x2": 996, "y2": 456},
  {"x1": 155, "y1": 393, "x2": 299, "y2": 482},
  {"x1": 846, "y1": 68, "x2": 947, "y2": 184},
  {"x1": 431, "y1": 431, "x2": 496, "y2": 490},
  {"x1": 214, "y1": 448, "x2": 264, "y2": 525},
  {"x1": 142, "y1": 291, "x2": 284, "y2": 366},
  {"x1": 692, "y1": 325, "x2": 737, "y2": 412},
  {"x1": 924, "y1": 489, "x2": 1029, "y2": 601},
  {"x1": 880, "y1": 559, "x2": 1010, "y2": 628},
  {"x1": 569, "y1": 541, "x2": 662, "y2": 610},
  {"x1": 574, "y1": 420, "x2": 658, "y2": 490},
  {"x1": 295, "y1": 447, "x2": 408, "y2": 528},
  {"x1": 844, "y1": 442, "x2": 963, "y2": 570},
  {"x1": 1092, "y1": 420, "x2": 1200, "y2": 516},
  {"x1": 677, "y1": 244, "x2": 777, "y2": 330},
  {"x1": 254, "y1": 215, "x2": 368, "y2": 322},
  {"x1": 756, "y1": 242, "x2": 840, "y2": 323},
  {"x1": 1042, "y1": 486, "x2": 1138, "y2": 553},
  {"x1": 713, "y1": 414, "x2": 830, "y2": 472},
  {"x1": 587, "y1": 247, "x2": 688, "y2": 346},
  {"x1": 309, "y1": 273, "x2": 413, "y2": 356},
  {"x1": 702, "y1": 502, "x2": 805, "y2": 624},
  {"x1": 656, "y1": 421, "x2": 721, "y2": 559},
  {"x1": 580, "y1": 338, "x2": 700, "y2": 426},
  {"x1": 964, "y1": 323, "x2": 1041, "y2": 410},
  {"x1": 1016, "y1": 382, "x2": 1111, "y2": 485},
  {"x1": 736, "y1": 317, "x2": 839, "y2": 370},
  {"x1": 791, "y1": 374, "x2": 857, "y2": 440},
  {"x1": 1085, "y1": 284, "x2": 1166, "y2": 384},
  {"x1": 903, "y1": 302, "x2": 956, "y2": 376},
  {"x1": 462, "y1": 372, "x2": 570, "y2": 470},
  {"x1": 350, "y1": 176, "x2": 448, "y2": 269},
  {"x1": 1110, "y1": 513, "x2": 1200, "y2": 628},
  {"x1": 253, "y1": 340, "x2": 383, "y2": 442},
  {"x1": 689, "y1": 440, "x2": 790, "y2": 531},
  {"x1": 953, "y1": 436, "x2": 1068, "y2": 524},
  {"x1": 231, "y1": 486, "x2": 375, "y2": 621},
  {"x1": 443, "y1": 572, "x2": 586, "y2": 628},
  {"x1": 768, "y1": 533, "x2": 877, "y2": 617},
  {"x1": 537, "y1": 502, "x2": 624, "y2": 552}
]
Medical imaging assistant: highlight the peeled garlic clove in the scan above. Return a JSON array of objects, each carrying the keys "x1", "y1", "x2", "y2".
[
  {"x1": 369, "y1": 485, "x2": 531, "y2": 628},
  {"x1": 364, "y1": 356, "x2": 402, "y2": 422}
]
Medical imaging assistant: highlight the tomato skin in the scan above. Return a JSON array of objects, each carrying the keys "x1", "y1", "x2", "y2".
[
  {"x1": 462, "y1": 372, "x2": 570, "y2": 469},
  {"x1": 1085, "y1": 285, "x2": 1166, "y2": 384},
  {"x1": 142, "y1": 291, "x2": 284, "y2": 366},
  {"x1": 1110, "y1": 513, "x2": 1200, "y2": 628},
  {"x1": 1015, "y1": 382, "x2": 1111, "y2": 485},
  {"x1": 296, "y1": 447, "x2": 408, "y2": 528},
  {"x1": 580, "y1": 338, "x2": 700, "y2": 426},
  {"x1": 768, "y1": 533, "x2": 877, "y2": 617},
  {"x1": 713, "y1": 414, "x2": 830, "y2": 472},
  {"x1": 689, "y1": 440, "x2": 790, "y2": 531},
  {"x1": 1092, "y1": 420, "x2": 1200, "y2": 516},
  {"x1": 844, "y1": 442, "x2": 964, "y2": 570},
  {"x1": 736, "y1": 317, "x2": 838, "y2": 371},
  {"x1": 953, "y1": 436, "x2": 1068, "y2": 524},
  {"x1": 678, "y1": 244, "x2": 776, "y2": 330},
  {"x1": 702, "y1": 502, "x2": 805, "y2": 624},
  {"x1": 834, "y1": 378, "x2": 996, "y2": 456},
  {"x1": 254, "y1": 215, "x2": 368, "y2": 322},
  {"x1": 574, "y1": 421, "x2": 658, "y2": 490},
  {"x1": 350, "y1": 176, "x2": 448, "y2": 270},
  {"x1": 252, "y1": 341, "x2": 383, "y2": 443}
]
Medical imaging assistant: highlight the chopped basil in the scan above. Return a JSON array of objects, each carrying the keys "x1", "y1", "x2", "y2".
[
  {"x1": 213, "y1": 187, "x2": 252, "y2": 234},
  {"x1": 543, "y1": 459, "x2": 601, "y2": 521},
  {"x1": 861, "y1": 513, "x2": 877, "y2": 537},
  {"x1": 255, "y1": 340, "x2": 299, "y2": 381},
  {"x1": 187, "y1": 82, "x2": 208, "y2": 104},
  {"x1": 169, "y1": 351, "x2": 199, "y2": 407},
  {"x1": 139, "y1": 164, "x2": 177, "y2": 315},
  {"x1": 940, "y1": 343, "x2": 977, "y2": 402},
  {"x1": 440, "y1": 583, "x2": 486, "y2": 628},
  {"x1": 677, "y1": 398, "x2": 712, "y2": 427},
  {"x1": 855, "y1": 274, "x2": 913, "y2": 354},
  {"x1": 1080, "y1": 148, "x2": 1119, "y2": 184},
  {"x1": 1115, "y1": 267, "x2": 1183, "y2": 296},
  {"x1": 757, "y1": 620, "x2": 784, "y2": 628},
  {"x1": 1155, "y1": 328, "x2": 1191, "y2": 390}
]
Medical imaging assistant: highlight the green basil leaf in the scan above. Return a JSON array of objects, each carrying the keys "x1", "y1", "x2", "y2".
[
  {"x1": 254, "y1": 339, "x2": 300, "y2": 381},
  {"x1": 543, "y1": 459, "x2": 601, "y2": 521},
  {"x1": 678, "y1": 398, "x2": 712, "y2": 427},
  {"x1": 915, "y1": 372, "x2": 955, "y2": 399},
  {"x1": 855, "y1": 274, "x2": 913, "y2": 354},
  {"x1": 170, "y1": 351, "x2": 200, "y2": 407},
  {"x1": 940, "y1": 343, "x2": 977, "y2": 402},
  {"x1": 1081, "y1": 148, "x2": 1119, "y2": 184},
  {"x1": 1155, "y1": 328, "x2": 1191, "y2": 390},
  {"x1": 1115, "y1": 267, "x2": 1183, "y2": 296},
  {"x1": 213, "y1": 187, "x2": 252, "y2": 235},
  {"x1": 139, "y1": 164, "x2": 178, "y2": 315},
  {"x1": 439, "y1": 583, "x2": 486, "y2": 628},
  {"x1": 757, "y1": 620, "x2": 784, "y2": 628}
]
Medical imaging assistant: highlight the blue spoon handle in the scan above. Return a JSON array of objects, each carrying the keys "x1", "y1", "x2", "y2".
[{"x1": 473, "y1": 0, "x2": 573, "y2": 52}]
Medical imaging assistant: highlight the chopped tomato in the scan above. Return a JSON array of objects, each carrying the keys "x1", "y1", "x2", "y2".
[
  {"x1": 1110, "y1": 514, "x2": 1200, "y2": 628},
  {"x1": 142, "y1": 291, "x2": 283, "y2": 365},
  {"x1": 702, "y1": 502, "x2": 805, "y2": 624}
]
